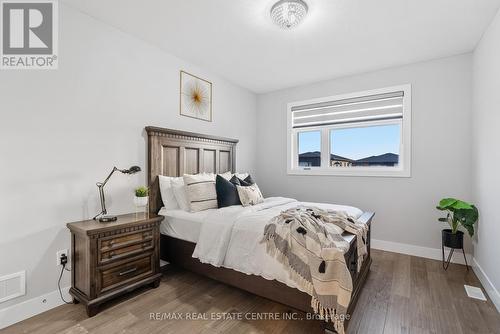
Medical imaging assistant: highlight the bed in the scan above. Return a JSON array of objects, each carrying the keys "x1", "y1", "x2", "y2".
[{"x1": 145, "y1": 126, "x2": 373, "y2": 333}]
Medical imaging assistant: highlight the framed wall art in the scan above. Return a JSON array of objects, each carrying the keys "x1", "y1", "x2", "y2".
[{"x1": 179, "y1": 70, "x2": 212, "y2": 122}]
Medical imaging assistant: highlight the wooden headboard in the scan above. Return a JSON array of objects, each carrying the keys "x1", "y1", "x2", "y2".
[{"x1": 145, "y1": 126, "x2": 238, "y2": 214}]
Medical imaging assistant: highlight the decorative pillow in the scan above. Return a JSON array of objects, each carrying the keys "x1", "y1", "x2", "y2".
[
  {"x1": 216, "y1": 175, "x2": 242, "y2": 208},
  {"x1": 183, "y1": 173, "x2": 218, "y2": 212},
  {"x1": 238, "y1": 174, "x2": 255, "y2": 186},
  {"x1": 159, "y1": 175, "x2": 179, "y2": 210},
  {"x1": 201, "y1": 172, "x2": 216, "y2": 179},
  {"x1": 236, "y1": 184, "x2": 264, "y2": 207},
  {"x1": 243, "y1": 174, "x2": 256, "y2": 185},
  {"x1": 235, "y1": 172, "x2": 249, "y2": 180},
  {"x1": 230, "y1": 175, "x2": 241, "y2": 185},
  {"x1": 171, "y1": 177, "x2": 190, "y2": 211},
  {"x1": 219, "y1": 171, "x2": 233, "y2": 181}
]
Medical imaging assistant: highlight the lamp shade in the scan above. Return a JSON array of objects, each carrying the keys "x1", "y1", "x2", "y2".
[{"x1": 125, "y1": 166, "x2": 141, "y2": 174}]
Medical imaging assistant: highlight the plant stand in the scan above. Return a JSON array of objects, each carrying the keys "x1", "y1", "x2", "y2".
[
  {"x1": 441, "y1": 229, "x2": 468, "y2": 271},
  {"x1": 442, "y1": 246, "x2": 468, "y2": 270}
]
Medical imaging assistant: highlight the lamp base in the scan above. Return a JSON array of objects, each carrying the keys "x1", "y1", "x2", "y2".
[{"x1": 99, "y1": 216, "x2": 118, "y2": 223}]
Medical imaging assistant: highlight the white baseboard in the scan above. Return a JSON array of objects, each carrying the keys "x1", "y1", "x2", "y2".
[
  {"x1": 371, "y1": 239, "x2": 472, "y2": 265},
  {"x1": 472, "y1": 258, "x2": 500, "y2": 312},
  {"x1": 0, "y1": 286, "x2": 71, "y2": 330}
]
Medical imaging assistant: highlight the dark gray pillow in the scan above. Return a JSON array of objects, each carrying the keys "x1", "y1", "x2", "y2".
[
  {"x1": 216, "y1": 175, "x2": 241, "y2": 208},
  {"x1": 239, "y1": 174, "x2": 255, "y2": 186}
]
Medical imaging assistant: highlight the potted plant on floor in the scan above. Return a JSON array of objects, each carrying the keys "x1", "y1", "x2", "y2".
[
  {"x1": 134, "y1": 186, "x2": 149, "y2": 207},
  {"x1": 436, "y1": 198, "x2": 479, "y2": 270}
]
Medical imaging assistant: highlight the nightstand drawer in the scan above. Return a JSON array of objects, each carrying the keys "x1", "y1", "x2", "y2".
[
  {"x1": 99, "y1": 229, "x2": 153, "y2": 251},
  {"x1": 99, "y1": 239, "x2": 154, "y2": 264},
  {"x1": 98, "y1": 255, "x2": 153, "y2": 294}
]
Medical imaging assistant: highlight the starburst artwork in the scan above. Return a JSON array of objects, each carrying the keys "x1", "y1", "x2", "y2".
[{"x1": 180, "y1": 71, "x2": 212, "y2": 122}]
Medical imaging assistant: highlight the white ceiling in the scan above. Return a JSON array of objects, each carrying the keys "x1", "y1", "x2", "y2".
[{"x1": 63, "y1": 0, "x2": 500, "y2": 93}]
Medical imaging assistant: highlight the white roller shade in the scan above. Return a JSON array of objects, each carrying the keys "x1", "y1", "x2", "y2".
[{"x1": 292, "y1": 91, "x2": 404, "y2": 128}]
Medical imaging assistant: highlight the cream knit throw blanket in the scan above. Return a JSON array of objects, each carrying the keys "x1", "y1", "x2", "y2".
[{"x1": 262, "y1": 206, "x2": 368, "y2": 334}]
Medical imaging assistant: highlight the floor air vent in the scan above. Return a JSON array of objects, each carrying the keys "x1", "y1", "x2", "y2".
[{"x1": 464, "y1": 285, "x2": 487, "y2": 301}]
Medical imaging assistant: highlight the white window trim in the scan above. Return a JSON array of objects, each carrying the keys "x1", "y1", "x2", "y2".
[{"x1": 287, "y1": 84, "x2": 412, "y2": 177}]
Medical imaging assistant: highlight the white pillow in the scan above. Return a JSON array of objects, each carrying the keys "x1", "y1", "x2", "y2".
[
  {"x1": 171, "y1": 177, "x2": 190, "y2": 211},
  {"x1": 236, "y1": 184, "x2": 264, "y2": 207},
  {"x1": 235, "y1": 172, "x2": 249, "y2": 180},
  {"x1": 219, "y1": 171, "x2": 233, "y2": 181},
  {"x1": 158, "y1": 175, "x2": 179, "y2": 210},
  {"x1": 183, "y1": 173, "x2": 218, "y2": 212}
]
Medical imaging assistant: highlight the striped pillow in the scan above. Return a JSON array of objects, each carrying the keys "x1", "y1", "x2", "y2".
[{"x1": 183, "y1": 173, "x2": 218, "y2": 212}]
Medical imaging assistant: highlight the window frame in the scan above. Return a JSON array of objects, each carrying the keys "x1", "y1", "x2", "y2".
[{"x1": 287, "y1": 84, "x2": 412, "y2": 177}]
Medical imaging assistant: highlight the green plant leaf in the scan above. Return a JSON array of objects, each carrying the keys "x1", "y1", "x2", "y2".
[
  {"x1": 135, "y1": 186, "x2": 149, "y2": 197},
  {"x1": 438, "y1": 217, "x2": 448, "y2": 222},
  {"x1": 437, "y1": 198, "x2": 457, "y2": 210},
  {"x1": 449, "y1": 200, "x2": 473, "y2": 210},
  {"x1": 454, "y1": 205, "x2": 479, "y2": 237}
]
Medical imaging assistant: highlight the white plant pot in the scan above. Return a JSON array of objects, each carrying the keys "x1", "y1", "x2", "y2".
[{"x1": 134, "y1": 196, "x2": 149, "y2": 207}]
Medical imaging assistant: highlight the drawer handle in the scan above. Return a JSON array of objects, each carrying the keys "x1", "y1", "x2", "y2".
[{"x1": 119, "y1": 267, "x2": 137, "y2": 276}]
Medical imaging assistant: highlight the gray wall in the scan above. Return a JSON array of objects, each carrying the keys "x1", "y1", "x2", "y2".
[
  {"x1": 0, "y1": 4, "x2": 256, "y2": 311},
  {"x1": 256, "y1": 54, "x2": 473, "y2": 252},
  {"x1": 473, "y1": 9, "x2": 500, "y2": 305}
]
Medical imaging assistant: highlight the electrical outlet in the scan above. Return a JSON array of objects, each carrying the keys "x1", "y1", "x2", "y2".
[{"x1": 56, "y1": 249, "x2": 68, "y2": 266}]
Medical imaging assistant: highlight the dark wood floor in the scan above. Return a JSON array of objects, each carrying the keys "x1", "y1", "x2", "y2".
[{"x1": 3, "y1": 249, "x2": 499, "y2": 334}]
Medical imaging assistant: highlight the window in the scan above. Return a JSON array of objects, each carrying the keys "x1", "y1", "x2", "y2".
[
  {"x1": 287, "y1": 85, "x2": 411, "y2": 177},
  {"x1": 298, "y1": 131, "x2": 321, "y2": 167},
  {"x1": 330, "y1": 123, "x2": 401, "y2": 167}
]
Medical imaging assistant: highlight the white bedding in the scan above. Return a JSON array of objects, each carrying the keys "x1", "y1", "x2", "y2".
[
  {"x1": 158, "y1": 207, "x2": 210, "y2": 243},
  {"x1": 159, "y1": 197, "x2": 364, "y2": 292}
]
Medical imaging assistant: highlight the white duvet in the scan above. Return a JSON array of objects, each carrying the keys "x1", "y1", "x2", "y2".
[{"x1": 191, "y1": 197, "x2": 363, "y2": 291}]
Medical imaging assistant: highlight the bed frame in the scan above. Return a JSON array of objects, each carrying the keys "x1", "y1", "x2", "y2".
[{"x1": 145, "y1": 126, "x2": 373, "y2": 333}]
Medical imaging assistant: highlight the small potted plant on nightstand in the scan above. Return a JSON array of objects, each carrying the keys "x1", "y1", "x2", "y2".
[
  {"x1": 134, "y1": 186, "x2": 149, "y2": 207},
  {"x1": 436, "y1": 198, "x2": 479, "y2": 270}
]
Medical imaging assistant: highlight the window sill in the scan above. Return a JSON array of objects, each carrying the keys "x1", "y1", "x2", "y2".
[{"x1": 287, "y1": 167, "x2": 411, "y2": 178}]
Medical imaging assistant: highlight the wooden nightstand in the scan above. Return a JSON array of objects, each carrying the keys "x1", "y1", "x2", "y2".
[{"x1": 67, "y1": 213, "x2": 164, "y2": 316}]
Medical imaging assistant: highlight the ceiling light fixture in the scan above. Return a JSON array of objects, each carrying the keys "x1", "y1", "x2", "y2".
[{"x1": 270, "y1": 0, "x2": 308, "y2": 29}]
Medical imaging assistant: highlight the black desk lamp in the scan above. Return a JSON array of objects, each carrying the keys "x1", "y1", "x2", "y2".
[{"x1": 93, "y1": 166, "x2": 141, "y2": 222}]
